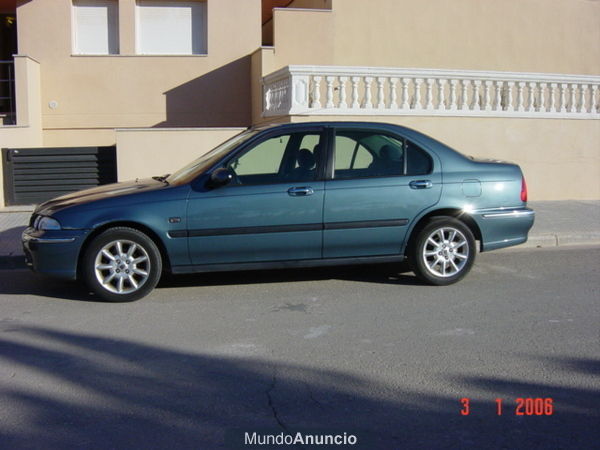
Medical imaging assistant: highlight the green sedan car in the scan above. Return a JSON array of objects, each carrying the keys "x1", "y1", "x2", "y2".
[{"x1": 23, "y1": 122, "x2": 535, "y2": 302}]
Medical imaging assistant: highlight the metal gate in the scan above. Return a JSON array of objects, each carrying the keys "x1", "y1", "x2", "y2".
[{"x1": 2, "y1": 146, "x2": 117, "y2": 206}]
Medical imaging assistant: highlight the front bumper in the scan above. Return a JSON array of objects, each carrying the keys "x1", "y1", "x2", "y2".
[
  {"x1": 22, "y1": 227, "x2": 89, "y2": 279},
  {"x1": 470, "y1": 207, "x2": 535, "y2": 251}
]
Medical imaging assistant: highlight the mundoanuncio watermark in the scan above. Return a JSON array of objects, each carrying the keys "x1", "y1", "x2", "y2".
[{"x1": 244, "y1": 431, "x2": 358, "y2": 446}]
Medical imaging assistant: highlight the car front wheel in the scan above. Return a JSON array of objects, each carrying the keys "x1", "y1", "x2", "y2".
[
  {"x1": 409, "y1": 217, "x2": 476, "y2": 285},
  {"x1": 82, "y1": 227, "x2": 162, "y2": 302}
]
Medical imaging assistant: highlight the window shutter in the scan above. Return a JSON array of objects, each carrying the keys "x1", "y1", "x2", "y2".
[
  {"x1": 137, "y1": 1, "x2": 207, "y2": 55},
  {"x1": 73, "y1": 0, "x2": 119, "y2": 55}
]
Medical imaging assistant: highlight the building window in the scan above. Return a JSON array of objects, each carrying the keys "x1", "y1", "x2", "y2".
[
  {"x1": 72, "y1": 0, "x2": 119, "y2": 55},
  {"x1": 136, "y1": 1, "x2": 207, "y2": 55}
]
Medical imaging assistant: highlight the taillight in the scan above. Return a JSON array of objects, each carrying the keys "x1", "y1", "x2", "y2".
[{"x1": 520, "y1": 177, "x2": 528, "y2": 202}]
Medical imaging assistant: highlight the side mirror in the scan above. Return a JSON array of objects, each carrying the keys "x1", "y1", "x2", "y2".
[{"x1": 207, "y1": 167, "x2": 234, "y2": 188}]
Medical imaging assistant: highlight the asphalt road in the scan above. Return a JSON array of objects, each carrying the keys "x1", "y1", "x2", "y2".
[{"x1": 0, "y1": 246, "x2": 598, "y2": 449}]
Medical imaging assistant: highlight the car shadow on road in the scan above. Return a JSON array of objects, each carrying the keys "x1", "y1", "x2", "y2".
[
  {"x1": 0, "y1": 270, "x2": 96, "y2": 302},
  {"x1": 157, "y1": 262, "x2": 422, "y2": 289},
  {"x1": 0, "y1": 263, "x2": 423, "y2": 302},
  {"x1": 0, "y1": 324, "x2": 597, "y2": 449}
]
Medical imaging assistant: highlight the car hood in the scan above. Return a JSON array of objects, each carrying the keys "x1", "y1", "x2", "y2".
[{"x1": 35, "y1": 178, "x2": 168, "y2": 216}]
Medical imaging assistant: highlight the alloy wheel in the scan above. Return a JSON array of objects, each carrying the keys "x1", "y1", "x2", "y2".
[
  {"x1": 421, "y1": 227, "x2": 469, "y2": 278},
  {"x1": 94, "y1": 239, "x2": 151, "y2": 294}
]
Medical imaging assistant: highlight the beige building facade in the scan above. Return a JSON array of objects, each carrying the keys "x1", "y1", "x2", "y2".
[{"x1": 0, "y1": 0, "x2": 599, "y2": 206}]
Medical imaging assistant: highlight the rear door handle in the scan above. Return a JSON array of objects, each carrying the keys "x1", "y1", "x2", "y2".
[
  {"x1": 288, "y1": 186, "x2": 314, "y2": 196},
  {"x1": 409, "y1": 180, "x2": 432, "y2": 189}
]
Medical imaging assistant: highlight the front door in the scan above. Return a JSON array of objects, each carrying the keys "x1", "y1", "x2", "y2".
[
  {"x1": 323, "y1": 128, "x2": 442, "y2": 258},
  {"x1": 187, "y1": 128, "x2": 326, "y2": 265}
]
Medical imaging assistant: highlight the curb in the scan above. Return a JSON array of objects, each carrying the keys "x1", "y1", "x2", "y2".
[
  {"x1": 518, "y1": 232, "x2": 600, "y2": 249},
  {"x1": 0, "y1": 205, "x2": 35, "y2": 213}
]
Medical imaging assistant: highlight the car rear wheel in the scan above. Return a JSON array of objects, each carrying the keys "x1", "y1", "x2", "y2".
[
  {"x1": 409, "y1": 217, "x2": 476, "y2": 285},
  {"x1": 82, "y1": 227, "x2": 162, "y2": 302}
]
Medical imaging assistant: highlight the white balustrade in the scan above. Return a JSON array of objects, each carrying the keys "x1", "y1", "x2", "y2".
[
  {"x1": 310, "y1": 76, "x2": 321, "y2": 109},
  {"x1": 460, "y1": 79, "x2": 469, "y2": 111},
  {"x1": 362, "y1": 77, "x2": 373, "y2": 109},
  {"x1": 412, "y1": 78, "x2": 423, "y2": 110},
  {"x1": 569, "y1": 84, "x2": 578, "y2": 113},
  {"x1": 376, "y1": 77, "x2": 386, "y2": 109},
  {"x1": 516, "y1": 82, "x2": 525, "y2": 112},
  {"x1": 494, "y1": 80, "x2": 503, "y2": 111},
  {"x1": 350, "y1": 76, "x2": 360, "y2": 109},
  {"x1": 389, "y1": 77, "x2": 398, "y2": 109},
  {"x1": 437, "y1": 79, "x2": 447, "y2": 110},
  {"x1": 559, "y1": 84, "x2": 568, "y2": 113},
  {"x1": 325, "y1": 76, "x2": 335, "y2": 109},
  {"x1": 450, "y1": 80, "x2": 459, "y2": 111},
  {"x1": 483, "y1": 81, "x2": 492, "y2": 111},
  {"x1": 506, "y1": 82, "x2": 515, "y2": 112},
  {"x1": 527, "y1": 82, "x2": 536, "y2": 113},
  {"x1": 263, "y1": 65, "x2": 600, "y2": 119},
  {"x1": 338, "y1": 76, "x2": 348, "y2": 109},
  {"x1": 539, "y1": 83, "x2": 547, "y2": 112},
  {"x1": 471, "y1": 80, "x2": 482, "y2": 111},
  {"x1": 549, "y1": 83, "x2": 557, "y2": 113},
  {"x1": 425, "y1": 79, "x2": 435, "y2": 110},
  {"x1": 578, "y1": 85, "x2": 587, "y2": 113},
  {"x1": 400, "y1": 78, "x2": 411, "y2": 110}
]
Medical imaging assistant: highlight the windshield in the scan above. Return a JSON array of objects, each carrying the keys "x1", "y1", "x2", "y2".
[{"x1": 166, "y1": 129, "x2": 259, "y2": 185}]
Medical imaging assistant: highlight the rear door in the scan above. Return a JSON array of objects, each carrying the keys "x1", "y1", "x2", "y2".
[{"x1": 323, "y1": 127, "x2": 441, "y2": 258}]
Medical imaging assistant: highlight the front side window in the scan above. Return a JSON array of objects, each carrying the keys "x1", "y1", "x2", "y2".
[
  {"x1": 226, "y1": 131, "x2": 323, "y2": 185},
  {"x1": 136, "y1": 1, "x2": 207, "y2": 55},
  {"x1": 73, "y1": 0, "x2": 119, "y2": 55},
  {"x1": 232, "y1": 135, "x2": 289, "y2": 177}
]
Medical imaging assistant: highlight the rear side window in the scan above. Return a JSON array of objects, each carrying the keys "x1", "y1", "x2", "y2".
[
  {"x1": 405, "y1": 140, "x2": 433, "y2": 175},
  {"x1": 333, "y1": 130, "x2": 432, "y2": 179},
  {"x1": 334, "y1": 135, "x2": 372, "y2": 170}
]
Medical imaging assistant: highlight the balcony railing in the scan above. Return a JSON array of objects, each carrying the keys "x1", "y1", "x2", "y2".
[
  {"x1": 263, "y1": 65, "x2": 600, "y2": 119},
  {"x1": 0, "y1": 60, "x2": 16, "y2": 125}
]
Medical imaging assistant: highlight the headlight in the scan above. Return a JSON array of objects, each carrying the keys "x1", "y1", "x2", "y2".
[{"x1": 37, "y1": 216, "x2": 61, "y2": 230}]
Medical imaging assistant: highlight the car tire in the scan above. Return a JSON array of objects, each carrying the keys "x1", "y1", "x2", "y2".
[
  {"x1": 409, "y1": 217, "x2": 476, "y2": 285},
  {"x1": 82, "y1": 227, "x2": 162, "y2": 302}
]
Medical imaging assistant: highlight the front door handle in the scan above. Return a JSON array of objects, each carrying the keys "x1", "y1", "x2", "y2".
[
  {"x1": 409, "y1": 180, "x2": 433, "y2": 190},
  {"x1": 288, "y1": 186, "x2": 314, "y2": 196}
]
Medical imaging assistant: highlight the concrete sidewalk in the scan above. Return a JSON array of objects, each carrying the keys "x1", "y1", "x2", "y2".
[{"x1": 0, "y1": 201, "x2": 599, "y2": 265}]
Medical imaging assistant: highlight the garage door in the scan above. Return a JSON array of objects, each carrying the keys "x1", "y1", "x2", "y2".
[{"x1": 2, "y1": 146, "x2": 117, "y2": 206}]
